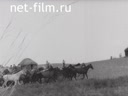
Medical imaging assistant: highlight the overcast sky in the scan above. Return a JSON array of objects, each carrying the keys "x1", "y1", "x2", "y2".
[{"x1": 0, "y1": 0, "x2": 128, "y2": 66}]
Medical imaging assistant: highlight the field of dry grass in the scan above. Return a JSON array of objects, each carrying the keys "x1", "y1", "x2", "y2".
[{"x1": 10, "y1": 76, "x2": 128, "y2": 96}]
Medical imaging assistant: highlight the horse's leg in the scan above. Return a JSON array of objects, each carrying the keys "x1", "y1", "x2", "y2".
[
  {"x1": 69, "y1": 73, "x2": 72, "y2": 80},
  {"x1": 40, "y1": 78, "x2": 42, "y2": 84},
  {"x1": 38, "y1": 75, "x2": 42, "y2": 84},
  {"x1": 4, "y1": 81, "x2": 7, "y2": 88},
  {"x1": 77, "y1": 73, "x2": 82, "y2": 80},
  {"x1": 74, "y1": 73, "x2": 77, "y2": 80},
  {"x1": 14, "y1": 80, "x2": 17, "y2": 86},
  {"x1": 2, "y1": 80, "x2": 6, "y2": 88},
  {"x1": 18, "y1": 80, "x2": 21, "y2": 85},
  {"x1": 52, "y1": 77, "x2": 56, "y2": 82},
  {"x1": 2, "y1": 80, "x2": 5, "y2": 88},
  {"x1": 77, "y1": 74, "x2": 81, "y2": 77},
  {"x1": 75, "y1": 76, "x2": 77, "y2": 80},
  {"x1": 72, "y1": 73, "x2": 75, "y2": 80},
  {"x1": 3, "y1": 80, "x2": 7, "y2": 88},
  {"x1": 70, "y1": 74, "x2": 72, "y2": 80},
  {"x1": 85, "y1": 73, "x2": 88, "y2": 79},
  {"x1": 68, "y1": 72, "x2": 71, "y2": 80},
  {"x1": 47, "y1": 78, "x2": 50, "y2": 83},
  {"x1": 51, "y1": 73, "x2": 56, "y2": 82},
  {"x1": 81, "y1": 74, "x2": 85, "y2": 80},
  {"x1": 71, "y1": 73, "x2": 74, "y2": 80}
]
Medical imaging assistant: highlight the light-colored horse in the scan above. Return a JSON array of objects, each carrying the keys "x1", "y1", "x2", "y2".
[{"x1": 2, "y1": 69, "x2": 26, "y2": 87}]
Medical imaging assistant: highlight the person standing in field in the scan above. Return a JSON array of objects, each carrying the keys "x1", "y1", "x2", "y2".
[{"x1": 63, "y1": 60, "x2": 66, "y2": 68}]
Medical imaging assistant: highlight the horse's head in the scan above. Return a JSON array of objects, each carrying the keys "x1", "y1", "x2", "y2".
[
  {"x1": 88, "y1": 64, "x2": 94, "y2": 69},
  {"x1": 3, "y1": 69, "x2": 10, "y2": 75}
]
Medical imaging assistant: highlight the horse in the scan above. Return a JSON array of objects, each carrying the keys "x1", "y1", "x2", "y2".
[
  {"x1": 19, "y1": 70, "x2": 31, "y2": 84},
  {"x1": 75, "y1": 63, "x2": 93, "y2": 79},
  {"x1": 0, "y1": 77, "x2": 14, "y2": 87},
  {"x1": 2, "y1": 69, "x2": 26, "y2": 87},
  {"x1": 2, "y1": 68, "x2": 11, "y2": 75},
  {"x1": 37, "y1": 67, "x2": 60, "y2": 83},
  {"x1": 38, "y1": 67, "x2": 44, "y2": 71},
  {"x1": 30, "y1": 69, "x2": 43, "y2": 83},
  {"x1": 62, "y1": 64, "x2": 77, "y2": 80}
]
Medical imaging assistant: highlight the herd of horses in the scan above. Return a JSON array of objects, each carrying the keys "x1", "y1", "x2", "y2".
[{"x1": 0, "y1": 63, "x2": 94, "y2": 88}]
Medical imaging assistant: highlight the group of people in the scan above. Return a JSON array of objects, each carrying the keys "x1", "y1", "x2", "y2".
[{"x1": 0, "y1": 60, "x2": 94, "y2": 88}]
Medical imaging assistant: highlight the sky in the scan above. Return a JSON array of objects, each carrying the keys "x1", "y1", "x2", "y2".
[{"x1": 0, "y1": 0, "x2": 128, "y2": 66}]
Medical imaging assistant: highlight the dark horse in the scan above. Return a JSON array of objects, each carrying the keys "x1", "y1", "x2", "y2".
[
  {"x1": 62, "y1": 64, "x2": 77, "y2": 80},
  {"x1": 34, "y1": 67, "x2": 61, "y2": 83},
  {"x1": 75, "y1": 63, "x2": 93, "y2": 79},
  {"x1": 19, "y1": 70, "x2": 32, "y2": 84}
]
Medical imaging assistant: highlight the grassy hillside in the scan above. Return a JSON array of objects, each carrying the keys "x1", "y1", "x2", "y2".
[
  {"x1": 88, "y1": 57, "x2": 128, "y2": 79},
  {"x1": 11, "y1": 76, "x2": 128, "y2": 96}
]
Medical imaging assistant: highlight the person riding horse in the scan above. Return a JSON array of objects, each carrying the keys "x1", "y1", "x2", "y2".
[{"x1": 45, "y1": 61, "x2": 53, "y2": 70}]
